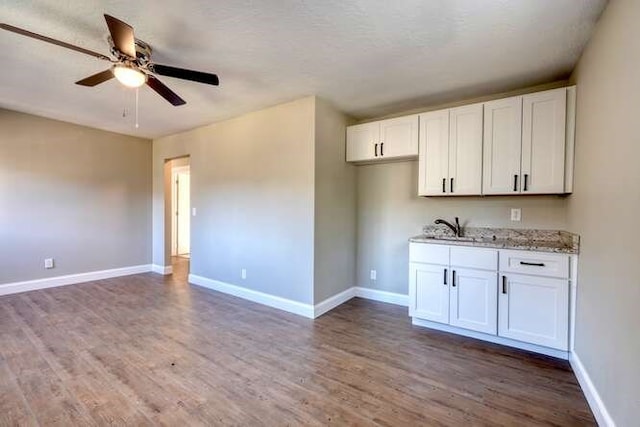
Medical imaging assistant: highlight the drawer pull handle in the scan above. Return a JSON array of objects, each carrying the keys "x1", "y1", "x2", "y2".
[
  {"x1": 502, "y1": 276, "x2": 507, "y2": 294},
  {"x1": 380, "y1": 142, "x2": 384, "y2": 156},
  {"x1": 450, "y1": 177, "x2": 454, "y2": 193},
  {"x1": 452, "y1": 270, "x2": 456, "y2": 287},
  {"x1": 523, "y1": 174, "x2": 529, "y2": 191},
  {"x1": 443, "y1": 268, "x2": 447, "y2": 285},
  {"x1": 520, "y1": 261, "x2": 545, "y2": 267},
  {"x1": 442, "y1": 178, "x2": 446, "y2": 193},
  {"x1": 374, "y1": 143, "x2": 378, "y2": 157},
  {"x1": 513, "y1": 174, "x2": 518, "y2": 192}
]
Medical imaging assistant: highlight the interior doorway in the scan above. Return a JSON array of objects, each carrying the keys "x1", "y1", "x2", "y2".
[{"x1": 171, "y1": 160, "x2": 191, "y2": 258}]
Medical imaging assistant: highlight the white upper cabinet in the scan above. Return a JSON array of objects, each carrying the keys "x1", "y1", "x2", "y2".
[
  {"x1": 379, "y1": 116, "x2": 419, "y2": 159},
  {"x1": 521, "y1": 88, "x2": 567, "y2": 194},
  {"x1": 483, "y1": 87, "x2": 572, "y2": 195},
  {"x1": 418, "y1": 110, "x2": 450, "y2": 195},
  {"x1": 346, "y1": 122, "x2": 379, "y2": 162},
  {"x1": 349, "y1": 85, "x2": 575, "y2": 195},
  {"x1": 418, "y1": 104, "x2": 483, "y2": 196},
  {"x1": 483, "y1": 96, "x2": 523, "y2": 194},
  {"x1": 448, "y1": 103, "x2": 484, "y2": 195},
  {"x1": 346, "y1": 115, "x2": 418, "y2": 162}
]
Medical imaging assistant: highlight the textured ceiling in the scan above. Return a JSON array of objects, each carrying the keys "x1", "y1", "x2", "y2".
[{"x1": 0, "y1": 0, "x2": 607, "y2": 138}]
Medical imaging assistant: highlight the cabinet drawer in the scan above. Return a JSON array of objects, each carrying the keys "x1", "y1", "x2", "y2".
[
  {"x1": 409, "y1": 243, "x2": 449, "y2": 265},
  {"x1": 450, "y1": 246, "x2": 497, "y2": 270},
  {"x1": 499, "y1": 250, "x2": 569, "y2": 278}
]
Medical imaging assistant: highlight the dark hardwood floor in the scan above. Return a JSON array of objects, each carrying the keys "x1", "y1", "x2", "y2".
[{"x1": 0, "y1": 258, "x2": 595, "y2": 426}]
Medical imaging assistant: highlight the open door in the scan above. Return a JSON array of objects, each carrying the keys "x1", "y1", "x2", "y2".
[{"x1": 171, "y1": 162, "x2": 190, "y2": 257}]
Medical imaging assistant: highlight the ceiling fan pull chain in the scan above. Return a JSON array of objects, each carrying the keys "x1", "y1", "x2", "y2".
[{"x1": 135, "y1": 87, "x2": 139, "y2": 129}]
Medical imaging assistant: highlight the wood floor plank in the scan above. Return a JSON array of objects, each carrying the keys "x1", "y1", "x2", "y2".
[
  {"x1": 0, "y1": 359, "x2": 39, "y2": 427},
  {"x1": 0, "y1": 258, "x2": 595, "y2": 426}
]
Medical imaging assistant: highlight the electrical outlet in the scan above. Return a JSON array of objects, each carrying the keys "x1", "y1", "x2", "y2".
[
  {"x1": 192, "y1": 207, "x2": 197, "y2": 216},
  {"x1": 511, "y1": 208, "x2": 522, "y2": 222},
  {"x1": 370, "y1": 270, "x2": 377, "y2": 281},
  {"x1": 241, "y1": 268, "x2": 247, "y2": 280},
  {"x1": 44, "y1": 258, "x2": 54, "y2": 269}
]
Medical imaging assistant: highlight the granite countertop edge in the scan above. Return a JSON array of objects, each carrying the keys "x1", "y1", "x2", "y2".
[{"x1": 409, "y1": 235, "x2": 579, "y2": 254}]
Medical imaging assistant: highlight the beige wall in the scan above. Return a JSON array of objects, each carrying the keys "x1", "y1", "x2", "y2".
[
  {"x1": 153, "y1": 97, "x2": 316, "y2": 304},
  {"x1": 0, "y1": 109, "x2": 152, "y2": 285},
  {"x1": 568, "y1": 0, "x2": 640, "y2": 423},
  {"x1": 313, "y1": 98, "x2": 357, "y2": 302}
]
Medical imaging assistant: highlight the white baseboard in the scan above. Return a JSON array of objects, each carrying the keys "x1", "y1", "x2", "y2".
[
  {"x1": 412, "y1": 318, "x2": 569, "y2": 360},
  {"x1": 0, "y1": 264, "x2": 153, "y2": 297},
  {"x1": 152, "y1": 264, "x2": 173, "y2": 275},
  {"x1": 314, "y1": 287, "x2": 357, "y2": 318},
  {"x1": 187, "y1": 276, "x2": 411, "y2": 319},
  {"x1": 354, "y1": 287, "x2": 409, "y2": 306},
  {"x1": 570, "y1": 352, "x2": 615, "y2": 427},
  {"x1": 188, "y1": 274, "x2": 315, "y2": 318}
]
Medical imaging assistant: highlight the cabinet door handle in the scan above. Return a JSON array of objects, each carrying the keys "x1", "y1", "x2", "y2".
[
  {"x1": 374, "y1": 143, "x2": 378, "y2": 157},
  {"x1": 502, "y1": 276, "x2": 507, "y2": 294},
  {"x1": 523, "y1": 174, "x2": 529, "y2": 191},
  {"x1": 513, "y1": 174, "x2": 518, "y2": 192},
  {"x1": 443, "y1": 268, "x2": 447, "y2": 285},
  {"x1": 520, "y1": 261, "x2": 545, "y2": 267},
  {"x1": 442, "y1": 178, "x2": 446, "y2": 193},
  {"x1": 452, "y1": 270, "x2": 456, "y2": 287},
  {"x1": 450, "y1": 177, "x2": 454, "y2": 193},
  {"x1": 380, "y1": 142, "x2": 384, "y2": 156}
]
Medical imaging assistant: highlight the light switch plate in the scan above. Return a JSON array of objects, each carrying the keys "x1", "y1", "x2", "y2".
[
  {"x1": 192, "y1": 207, "x2": 197, "y2": 216},
  {"x1": 370, "y1": 270, "x2": 377, "y2": 280},
  {"x1": 44, "y1": 258, "x2": 54, "y2": 269},
  {"x1": 511, "y1": 208, "x2": 522, "y2": 222},
  {"x1": 241, "y1": 268, "x2": 247, "y2": 280}
]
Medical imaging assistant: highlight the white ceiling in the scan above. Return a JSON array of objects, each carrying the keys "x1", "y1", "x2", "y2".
[{"x1": 1, "y1": 0, "x2": 607, "y2": 139}]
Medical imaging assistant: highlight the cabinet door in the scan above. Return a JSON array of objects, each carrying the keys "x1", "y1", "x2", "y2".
[
  {"x1": 483, "y1": 97, "x2": 523, "y2": 195},
  {"x1": 418, "y1": 110, "x2": 450, "y2": 195},
  {"x1": 498, "y1": 273, "x2": 569, "y2": 350},
  {"x1": 449, "y1": 103, "x2": 483, "y2": 195},
  {"x1": 449, "y1": 268, "x2": 497, "y2": 334},
  {"x1": 379, "y1": 115, "x2": 419, "y2": 159},
  {"x1": 409, "y1": 262, "x2": 449, "y2": 324},
  {"x1": 521, "y1": 88, "x2": 567, "y2": 194},
  {"x1": 346, "y1": 122, "x2": 379, "y2": 162}
]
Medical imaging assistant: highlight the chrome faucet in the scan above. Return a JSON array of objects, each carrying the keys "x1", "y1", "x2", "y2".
[{"x1": 434, "y1": 217, "x2": 462, "y2": 237}]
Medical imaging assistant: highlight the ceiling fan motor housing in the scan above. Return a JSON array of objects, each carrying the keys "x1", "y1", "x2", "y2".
[{"x1": 108, "y1": 36, "x2": 152, "y2": 66}]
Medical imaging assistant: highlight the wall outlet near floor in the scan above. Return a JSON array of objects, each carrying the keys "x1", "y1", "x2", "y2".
[
  {"x1": 44, "y1": 258, "x2": 54, "y2": 269},
  {"x1": 510, "y1": 208, "x2": 522, "y2": 222},
  {"x1": 370, "y1": 269, "x2": 377, "y2": 281},
  {"x1": 241, "y1": 268, "x2": 247, "y2": 280},
  {"x1": 192, "y1": 207, "x2": 197, "y2": 216}
]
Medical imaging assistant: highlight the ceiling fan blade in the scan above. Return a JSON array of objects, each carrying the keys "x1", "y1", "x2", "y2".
[
  {"x1": 103, "y1": 14, "x2": 136, "y2": 58},
  {"x1": 0, "y1": 23, "x2": 110, "y2": 61},
  {"x1": 146, "y1": 75, "x2": 186, "y2": 106},
  {"x1": 151, "y1": 64, "x2": 219, "y2": 86},
  {"x1": 75, "y1": 69, "x2": 114, "y2": 86}
]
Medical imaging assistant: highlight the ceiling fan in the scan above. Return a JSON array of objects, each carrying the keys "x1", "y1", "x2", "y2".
[{"x1": 0, "y1": 14, "x2": 220, "y2": 106}]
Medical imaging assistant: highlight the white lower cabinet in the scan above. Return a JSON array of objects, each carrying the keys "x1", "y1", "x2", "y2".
[
  {"x1": 409, "y1": 242, "x2": 572, "y2": 356},
  {"x1": 409, "y1": 244, "x2": 497, "y2": 333},
  {"x1": 450, "y1": 268, "x2": 497, "y2": 335},
  {"x1": 409, "y1": 262, "x2": 449, "y2": 324},
  {"x1": 498, "y1": 273, "x2": 569, "y2": 351}
]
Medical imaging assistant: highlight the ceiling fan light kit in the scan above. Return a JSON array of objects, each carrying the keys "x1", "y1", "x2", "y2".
[
  {"x1": 113, "y1": 65, "x2": 147, "y2": 88},
  {"x1": 0, "y1": 14, "x2": 219, "y2": 108}
]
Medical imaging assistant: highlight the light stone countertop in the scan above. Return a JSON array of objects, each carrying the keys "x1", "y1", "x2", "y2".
[{"x1": 410, "y1": 226, "x2": 580, "y2": 254}]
